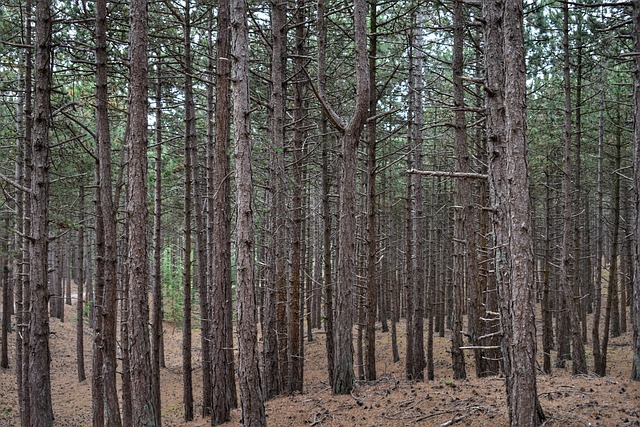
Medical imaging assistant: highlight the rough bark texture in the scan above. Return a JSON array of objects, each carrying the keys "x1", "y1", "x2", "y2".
[
  {"x1": 95, "y1": 0, "x2": 122, "y2": 422},
  {"x1": 451, "y1": 0, "x2": 468, "y2": 380},
  {"x1": 231, "y1": 0, "x2": 267, "y2": 424},
  {"x1": 483, "y1": 0, "x2": 544, "y2": 424},
  {"x1": 127, "y1": 0, "x2": 156, "y2": 423},
  {"x1": 364, "y1": 0, "x2": 378, "y2": 383},
  {"x1": 182, "y1": 3, "x2": 195, "y2": 419},
  {"x1": 151, "y1": 65, "x2": 164, "y2": 427},
  {"x1": 29, "y1": 0, "x2": 54, "y2": 423},
  {"x1": 210, "y1": 0, "x2": 233, "y2": 422},
  {"x1": 633, "y1": 0, "x2": 640, "y2": 382},
  {"x1": 76, "y1": 186, "x2": 86, "y2": 382}
]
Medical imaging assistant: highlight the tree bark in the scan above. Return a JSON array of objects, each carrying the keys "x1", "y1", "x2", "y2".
[
  {"x1": 210, "y1": 0, "x2": 234, "y2": 422},
  {"x1": 182, "y1": 2, "x2": 195, "y2": 419},
  {"x1": 76, "y1": 186, "x2": 86, "y2": 382},
  {"x1": 126, "y1": 0, "x2": 156, "y2": 423},
  {"x1": 231, "y1": 0, "x2": 267, "y2": 423},
  {"x1": 151, "y1": 62, "x2": 164, "y2": 427},
  {"x1": 483, "y1": 0, "x2": 545, "y2": 423},
  {"x1": 632, "y1": 0, "x2": 640, "y2": 381},
  {"x1": 29, "y1": 0, "x2": 54, "y2": 423}
]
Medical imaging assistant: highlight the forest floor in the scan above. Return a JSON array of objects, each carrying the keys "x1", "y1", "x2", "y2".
[{"x1": 0, "y1": 290, "x2": 639, "y2": 426}]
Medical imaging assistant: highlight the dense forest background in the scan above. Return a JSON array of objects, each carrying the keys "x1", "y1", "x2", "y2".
[{"x1": 0, "y1": 0, "x2": 639, "y2": 425}]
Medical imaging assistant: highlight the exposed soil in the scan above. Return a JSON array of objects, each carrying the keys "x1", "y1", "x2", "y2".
[{"x1": 0, "y1": 290, "x2": 639, "y2": 427}]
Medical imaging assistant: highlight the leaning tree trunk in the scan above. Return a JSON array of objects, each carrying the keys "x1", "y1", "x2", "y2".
[
  {"x1": 483, "y1": 0, "x2": 545, "y2": 424},
  {"x1": 231, "y1": 0, "x2": 267, "y2": 423}
]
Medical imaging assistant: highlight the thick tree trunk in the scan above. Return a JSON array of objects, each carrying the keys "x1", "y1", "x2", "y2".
[
  {"x1": 95, "y1": 0, "x2": 122, "y2": 423},
  {"x1": 483, "y1": 0, "x2": 545, "y2": 423},
  {"x1": 29, "y1": 0, "x2": 54, "y2": 423},
  {"x1": 231, "y1": 0, "x2": 267, "y2": 423},
  {"x1": 210, "y1": 0, "x2": 233, "y2": 422},
  {"x1": 126, "y1": 0, "x2": 156, "y2": 423},
  {"x1": 451, "y1": 0, "x2": 468, "y2": 380}
]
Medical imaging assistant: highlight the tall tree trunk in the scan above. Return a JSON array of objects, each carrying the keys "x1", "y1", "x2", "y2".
[
  {"x1": 29, "y1": 0, "x2": 54, "y2": 423},
  {"x1": 315, "y1": 0, "x2": 370, "y2": 395},
  {"x1": 127, "y1": 0, "x2": 156, "y2": 423},
  {"x1": 231, "y1": 0, "x2": 267, "y2": 423},
  {"x1": 267, "y1": 0, "x2": 288, "y2": 396},
  {"x1": 560, "y1": 0, "x2": 587, "y2": 374},
  {"x1": 593, "y1": 75, "x2": 606, "y2": 376},
  {"x1": 290, "y1": 0, "x2": 306, "y2": 393},
  {"x1": 483, "y1": 0, "x2": 545, "y2": 423},
  {"x1": 451, "y1": 0, "x2": 468, "y2": 380},
  {"x1": 1, "y1": 216, "x2": 9, "y2": 369},
  {"x1": 364, "y1": 0, "x2": 378, "y2": 382},
  {"x1": 18, "y1": 3, "x2": 33, "y2": 421},
  {"x1": 76, "y1": 186, "x2": 86, "y2": 382},
  {"x1": 95, "y1": 0, "x2": 122, "y2": 423},
  {"x1": 632, "y1": 0, "x2": 640, "y2": 382},
  {"x1": 151, "y1": 62, "x2": 163, "y2": 427},
  {"x1": 182, "y1": 2, "x2": 195, "y2": 419},
  {"x1": 211, "y1": 0, "x2": 233, "y2": 421}
]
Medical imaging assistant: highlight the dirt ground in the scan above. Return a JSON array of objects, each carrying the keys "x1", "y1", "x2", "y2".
[{"x1": 0, "y1": 292, "x2": 639, "y2": 426}]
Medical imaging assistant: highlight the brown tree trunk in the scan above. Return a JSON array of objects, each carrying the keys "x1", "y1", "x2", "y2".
[
  {"x1": 126, "y1": 0, "x2": 156, "y2": 422},
  {"x1": 483, "y1": 0, "x2": 545, "y2": 423},
  {"x1": 231, "y1": 0, "x2": 267, "y2": 423},
  {"x1": 182, "y1": 2, "x2": 195, "y2": 419},
  {"x1": 210, "y1": 0, "x2": 234, "y2": 421},
  {"x1": 151, "y1": 62, "x2": 163, "y2": 427},
  {"x1": 451, "y1": 0, "x2": 468, "y2": 380},
  {"x1": 632, "y1": 0, "x2": 640, "y2": 382},
  {"x1": 560, "y1": 0, "x2": 587, "y2": 374},
  {"x1": 76, "y1": 186, "x2": 86, "y2": 382},
  {"x1": 1, "y1": 216, "x2": 9, "y2": 369},
  {"x1": 364, "y1": 0, "x2": 378, "y2": 383},
  {"x1": 29, "y1": 0, "x2": 54, "y2": 423},
  {"x1": 95, "y1": 0, "x2": 122, "y2": 422},
  {"x1": 315, "y1": 0, "x2": 370, "y2": 395},
  {"x1": 290, "y1": 0, "x2": 306, "y2": 393}
]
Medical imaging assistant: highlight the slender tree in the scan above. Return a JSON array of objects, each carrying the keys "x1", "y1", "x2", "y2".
[{"x1": 632, "y1": 0, "x2": 640, "y2": 382}]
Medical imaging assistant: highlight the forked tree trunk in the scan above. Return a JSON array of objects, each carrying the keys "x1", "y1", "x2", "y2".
[{"x1": 315, "y1": 0, "x2": 370, "y2": 395}]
